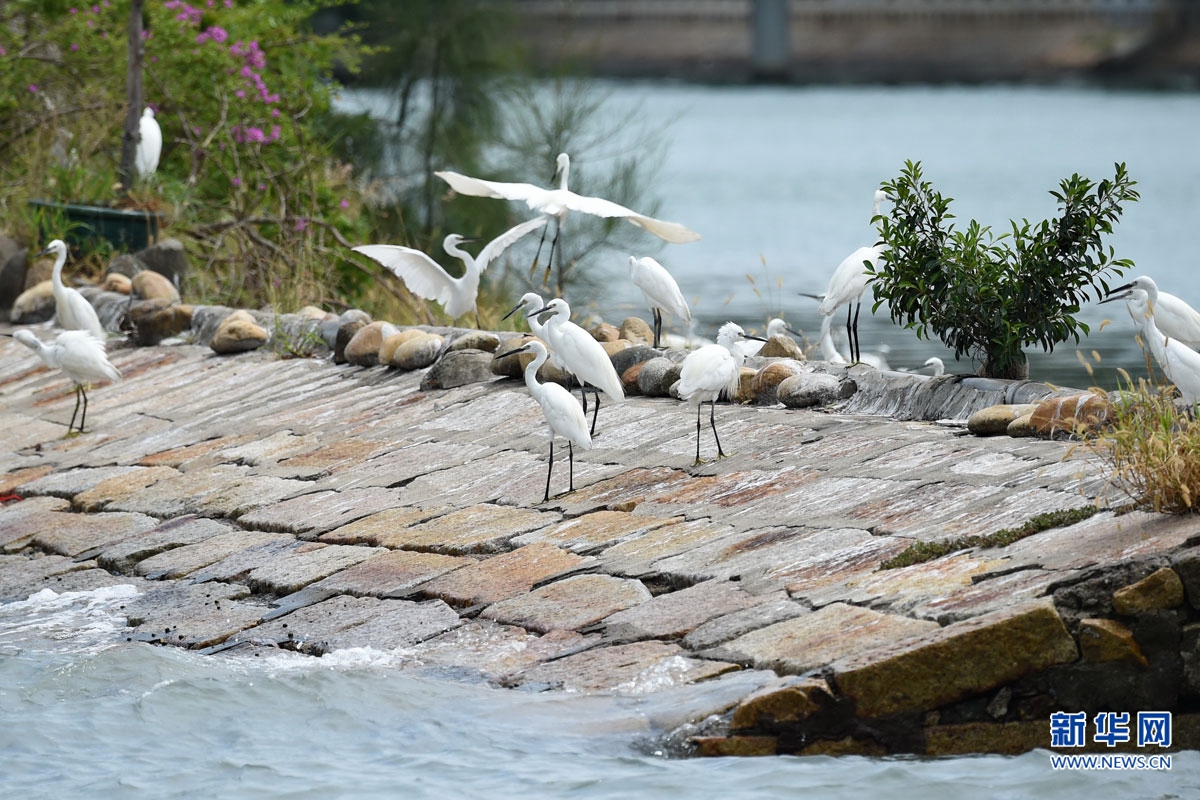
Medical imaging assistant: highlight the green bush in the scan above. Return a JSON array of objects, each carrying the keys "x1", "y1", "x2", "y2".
[{"x1": 870, "y1": 161, "x2": 1139, "y2": 379}]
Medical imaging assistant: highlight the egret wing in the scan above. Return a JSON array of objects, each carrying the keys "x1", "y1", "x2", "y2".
[
  {"x1": 475, "y1": 216, "x2": 549, "y2": 272},
  {"x1": 554, "y1": 323, "x2": 624, "y2": 403},
  {"x1": 58, "y1": 288, "x2": 106, "y2": 339},
  {"x1": 353, "y1": 245, "x2": 456, "y2": 308},
  {"x1": 435, "y1": 170, "x2": 550, "y2": 206},
  {"x1": 560, "y1": 192, "x2": 700, "y2": 243},
  {"x1": 55, "y1": 331, "x2": 120, "y2": 384}
]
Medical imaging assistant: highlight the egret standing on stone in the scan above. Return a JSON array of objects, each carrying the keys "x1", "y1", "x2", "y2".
[
  {"x1": 629, "y1": 255, "x2": 691, "y2": 349},
  {"x1": 1103, "y1": 275, "x2": 1200, "y2": 350},
  {"x1": 676, "y1": 322, "x2": 766, "y2": 464},
  {"x1": 9, "y1": 329, "x2": 121, "y2": 434},
  {"x1": 353, "y1": 217, "x2": 547, "y2": 327},
  {"x1": 135, "y1": 107, "x2": 162, "y2": 179},
  {"x1": 38, "y1": 239, "x2": 105, "y2": 339},
  {"x1": 494, "y1": 340, "x2": 591, "y2": 503},
  {"x1": 740, "y1": 318, "x2": 801, "y2": 358},
  {"x1": 533, "y1": 298, "x2": 624, "y2": 436},
  {"x1": 1101, "y1": 287, "x2": 1200, "y2": 406},
  {"x1": 436, "y1": 153, "x2": 700, "y2": 284}
]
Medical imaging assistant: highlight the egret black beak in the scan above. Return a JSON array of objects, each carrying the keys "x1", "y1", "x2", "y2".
[
  {"x1": 785, "y1": 326, "x2": 802, "y2": 338},
  {"x1": 529, "y1": 304, "x2": 553, "y2": 318},
  {"x1": 743, "y1": 334, "x2": 768, "y2": 343},
  {"x1": 494, "y1": 344, "x2": 531, "y2": 360},
  {"x1": 35, "y1": 246, "x2": 53, "y2": 257},
  {"x1": 459, "y1": 236, "x2": 482, "y2": 245},
  {"x1": 1099, "y1": 291, "x2": 1131, "y2": 305},
  {"x1": 502, "y1": 302, "x2": 524, "y2": 321}
]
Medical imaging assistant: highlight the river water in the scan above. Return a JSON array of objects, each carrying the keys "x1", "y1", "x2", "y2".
[
  {"x1": 339, "y1": 81, "x2": 1200, "y2": 388},
  {"x1": 2, "y1": 584, "x2": 1197, "y2": 798}
]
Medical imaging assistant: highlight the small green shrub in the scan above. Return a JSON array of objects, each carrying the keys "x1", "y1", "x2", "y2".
[{"x1": 871, "y1": 161, "x2": 1139, "y2": 379}]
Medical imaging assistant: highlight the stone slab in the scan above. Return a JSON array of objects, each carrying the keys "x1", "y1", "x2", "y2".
[
  {"x1": 0, "y1": 465, "x2": 55, "y2": 495},
  {"x1": 135, "y1": 530, "x2": 294, "y2": 580},
  {"x1": 73, "y1": 466, "x2": 180, "y2": 512},
  {"x1": 600, "y1": 578, "x2": 768, "y2": 643},
  {"x1": 32, "y1": 511, "x2": 161, "y2": 558},
  {"x1": 404, "y1": 623, "x2": 600, "y2": 683},
  {"x1": 512, "y1": 510, "x2": 684, "y2": 554},
  {"x1": 512, "y1": 640, "x2": 740, "y2": 693},
  {"x1": 596, "y1": 518, "x2": 747, "y2": 578},
  {"x1": 18, "y1": 466, "x2": 143, "y2": 499},
  {"x1": 236, "y1": 487, "x2": 402, "y2": 539},
  {"x1": 416, "y1": 543, "x2": 596, "y2": 608},
  {"x1": 0, "y1": 497, "x2": 73, "y2": 551},
  {"x1": 245, "y1": 542, "x2": 387, "y2": 595},
  {"x1": 481, "y1": 574, "x2": 652, "y2": 633},
  {"x1": 124, "y1": 581, "x2": 264, "y2": 649},
  {"x1": 306, "y1": 549, "x2": 472, "y2": 598},
  {"x1": 389, "y1": 504, "x2": 561, "y2": 554},
  {"x1": 683, "y1": 594, "x2": 807, "y2": 651},
  {"x1": 0, "y1": 554, "x2": 109, "y2": 601},
  {"x1": 96, "y1": 516, "x2": 238, "y2": 574},
  {"x1": 317, "y1": 506, "x2": 448, "y2": 547}
]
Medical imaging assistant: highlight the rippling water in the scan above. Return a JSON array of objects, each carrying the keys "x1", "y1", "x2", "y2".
[
  {"x1": 340, "y1": 82, "x2": 1200, "y2": 388},
  {"x1": 3, "y1": 586, "x2": 1198, "y2": 798}
]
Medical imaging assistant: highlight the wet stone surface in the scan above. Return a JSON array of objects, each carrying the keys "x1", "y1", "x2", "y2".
[{"x1": 2, "y1": 328, "x2": 1197, "y2": 758}]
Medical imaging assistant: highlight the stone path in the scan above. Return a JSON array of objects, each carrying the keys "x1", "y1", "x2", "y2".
[{"x1": 2, "y1": 330, "x2": 1198, "y2": 757}]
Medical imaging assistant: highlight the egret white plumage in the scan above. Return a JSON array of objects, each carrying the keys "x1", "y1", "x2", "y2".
[
  {"x1": 739, "y1": 318, "x2": 800, "y2": 357},
  {"x1": 435, "y1": 153, "x2": 700, "y2": 284},
  {"x1": 1104, "y1": 275, "x2": 1200, "y2": 350},
  {"x1": 495, "y1": 339, "x2": 591, "y2": 502},
  {"x1": 629, "y1": 256, "x2": 691, "y2": 349},
  {"x1": 135, "y1": 107, "x2": 162, "y2": 179},
  {"x1": 502, "y1": 291, "x2": 547, "y2": 336},
  {"x1": 353, "y1": 217, "x2": 547, "y2": 327},
  {"x1": 859, "y1": 343, "x2": 892, "y2": 371},
  {"x1": 676, "y1": 322, "x2": 766, "y2": 464},
  {"x1": 817, "y1": 315, "x2": 849, "y2": 365},
  {"x1": 919, "y1": 357, "x2": 946, "y2": 377},
  {"x1": 533, "y1": 298, "x2": 625, "y2": 436},
  {"x1": 38, "y1": 239, "x2": 105, "y2": 339},
  {"x1": 10, "y1": 329, "x2": 121, "y2": 434},
  {"x1": 1101, "y1": 288, "x2": 1200, "y2": 406}
]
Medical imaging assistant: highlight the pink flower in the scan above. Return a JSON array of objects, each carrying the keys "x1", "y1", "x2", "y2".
[
  {"x1": 208, "y1": 26, "x2": 227, "y2": 43},
  {"x1": 270, "y1": 108, "x2": 280, "y2": 118},
  {"x1": 294, "y1": 218, "x2": 308, "y2": 232},
  {"x1": 257, "y1": 183, "x2": 266, "y2": 191},
  {"x1": 28, "y1": 84, "x2": 38, "y2": 93},
  {"x1": 70, "y1": 43, "x2": 79, "y2": 51},
  {"x1": 91, "y1": 4, "x2": 99, "y2": 12},
  {"x1": 232, "y1": 177, "x2": 241, "y2": 187},
  {"x1": 0, "y1": 46, "x2": 7, "y2": 56},
  {"x1": 340, "y1": 199, "x2": 349, "y2": 210},
  {"x1": 69, "y1": 7, "x2": 78, "y2": 13},
  {"x1": 225, "y1": 0, "x2": 233, "y2": 7},
  {"x1": 234, "y1": 89, "x2": 245, "y2": 99}
]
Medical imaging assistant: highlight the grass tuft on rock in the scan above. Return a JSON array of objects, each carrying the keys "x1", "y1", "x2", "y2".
[{"x1": 879, "y1": 506, "x2": 1100, "y2": 570}]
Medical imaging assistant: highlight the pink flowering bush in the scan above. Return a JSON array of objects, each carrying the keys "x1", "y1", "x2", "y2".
[{"x1": 0, "y1": 1, "x2": 382, "y2": 312}]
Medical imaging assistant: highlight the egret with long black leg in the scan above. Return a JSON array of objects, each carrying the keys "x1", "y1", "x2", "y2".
[
  {"x1": 629, "y1": 255, "x2": 691, "y2": 350},
  {"x1": 1101, "y1": 287, "x2": 1200, "y2": 406},
  {"x1": 38, "y1": 239, "x2": 105, "y2": 339},
  {"x1": 9, "y1": 329, "x2": 121, "y2": 434},
  {"x1": 1103, "y1": 275, "x2": 1200, "y2": 350},
  {"x1": 533, "y1": 298, "x2": 624, "y2": 437},
  {"x1": 436, "y1": 153, "x2": 700, "y2": 285},
  {"x1": 354, "y1": 217, "x2": 547, "y2": 327},
  {"x1": 494, "y1": 340, "x2": 591, "y2": 502},
  {"x1": 676, "y1": 322, "x2": 766, "y2": 464}
]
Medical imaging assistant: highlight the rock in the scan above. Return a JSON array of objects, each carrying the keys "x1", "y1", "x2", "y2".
[
  {"x1": 133, "y1": 302, "x2": 194, "y2": 346},
  {"x1": 0, "y1": 238, "x2": 27, "y2": 319},
  {"x1": 379, "y1": 329, "x2": 423, "y2": 364},
  {"x1": 481, "y1": 574, "x2": 652, "y2": 633},
  {"x1": 693, "y1": 736, "x2": 778, "y2": 757},
  {"x1": 731, "y1": 677, "x2": 835, "y2": 731},
  {"x1": 490, "y1": 335, "x2": 541, "y2": 379},
  {"x1": 750, "y1": 360, "x2": 804, "y2": 405},
  {"x1": 777, "y1": 372, "x2": 841, "y2": 409},
  {"x1": 1078, "y1": 618, "x2": 1149, "y2": 666},
  {"x1": 1028, "y1": 392, "x2": 1113, "y2": 437},
  {"x1": 967, "y1": 403, "x2": 1039, "y2": 436},
  {"x1": 448, "y1": 331, "x2": 500, "y2": 353},
  {"x1": 131, "y1": 269, "x2": 180, "y2": 303},
  {"x1": 105, "y1": 253, "x2": 145, "y2": 278},
  {"x1": 345, "y1": 321, "x2": 394, "y2": 366},
  {"x1": 387, "y1": 332, "x2": 445, "y2": 370},
  {"x1": 296, "y1": 305, "x2": 330, "y2": 321},
  {"x1": 619, "y1": 316, "x2": 654, "y2": 345},
  {"x1": 637, "y1": 357, "x2": 682, "y2": 397},
  {"x1": 421, "y1": 349, "x2": 495, "y2": 390},
  {"x1": 758, "y1": 335, "x2": 804, "y2": 360},
  {"x1": 1112, "y1": 567, "x2": 1185, "y2": 615},
  {"x1": 833, "y1": 600, "x2": 1079, "y2": 718},
  {"x1": 10, "y1": 280, "x2": 55, "y2": 324},
  {"x1": 84, "y1": 288, "x2": 132, "y2": 332},
  {"x1": 24, "y1": 256, "x2": 53, "y2": 289},
  {"x1": 610, "y1": 345, "x2": 663, "y2": 377},
  {"x1": 134, "y1": 237, "x2": 189, "y2": 286},
  {"x1": 924, "y1": 721, "x2": 1049, "y2": 757},
  {"x1": 601, "y1": 339, "x2": 632, "y2": 358},
  {"x1": 333, "y1": 318, "x2": 368, "y2": 364},
  {"x1": 102, "y1": 272, "x2": 133, "y2": 294},
  {"x1": 210, "y1": 309, "x2": 269, "y2": 354},
  {"x1": 590, "y1": 322, "x2": 620, "y2": 343},
  {"x1": 736, "y1": 366, "x2": 757, "y2": 403},
  {"x1": 621, "y1": 362, "x2": 646, "y2": 395},
  {"x1": 1005, "y1": 412, "x2": 1038, "y2": 438}
]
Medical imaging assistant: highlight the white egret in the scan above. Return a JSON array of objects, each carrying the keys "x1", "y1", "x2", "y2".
[
  {"x1": 533, "y1": 298, "x2": 625, "y2": 437},
  {"x1": 860, "y1": 343, "x2": 892, "y2": 371},
  {"x1": 38, "y1": 239, "x2": 105, "y2": 339},
  {"x1": 353, "y1": 217, "x2": 547, "y2": 327},
  {"x1": 1104, "y1": 275, "x2": 1200, "y2": 350},
  {"x1": 801, "y1": 190, "x2": 888, "y2": 364},
  {"x1": 629, "y1": 255, "x2": 691, "y2": 349},
  {"x1": 494, "y1": 339, "x2": 591, "y2": 502},
  {"x1": 435, "y1": 153, "x2": 700, "y2": 283},
  {"x1": 739, "y1": 318, "x2": 800, "y2": 357},
  {"x1": 920, "y1": 356, "x2": 946, "y2": 377},
  {"x1": 676, "y1": 322, "x2": 766, "y2": 464},
  {"x1": 135, "y1": 107, "x2": 162, "y2": 179},
  {"x1": 817, "y1": 315, "x2": 849, "y2": 365},
  {"x1": 10, "y1": 329, "x2": 121, "y2": 434},
  {"x1": 502, "y1": 291, "x2": 547, "y2": 336},
  {"x1": 1101, "y1": 288, "x2": 1200, "y2": 406}
]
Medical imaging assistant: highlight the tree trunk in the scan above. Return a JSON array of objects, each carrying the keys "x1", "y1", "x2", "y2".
[
  {"x1": 980, "y1": 350, "x2": 1030, "y2": 381},
  {"x1": 117, "y1": 0, "x2": 145, "y2": 196}
]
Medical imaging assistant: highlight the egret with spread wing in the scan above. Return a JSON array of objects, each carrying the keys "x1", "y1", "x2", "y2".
[
  {"x1": 354, "y1": 217, "x2": 547, "y2": 327},
  {"x1": 10, "y1": 329, "x2": 121, "y2": 434}
]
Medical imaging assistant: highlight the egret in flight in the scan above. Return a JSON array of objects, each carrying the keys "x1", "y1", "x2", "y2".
[
  {"x1": 532, "y1": 298, "x2": 624, "y2": 437},
  {"x1": 676, "y1": 322, "x2": 765, "y2": 464},
  {"x1": 354, "y1": 217, "x2": 547, "y2": 327},
  {"x1": 494, "y1": 339, "x2": 591, "y2": 503},
  {"x1": 1103, "y1": 275, "x2": 1200, "y2": 350},
  {"x1": 629, "y1": 256, "x2": 691, "y2": 349},
  {"x1": 38, "y1": 239, "x2": 105, "y2": 339},
  {"x1": 9, "y1": 329, "x2": 121, "y2": 434},
  {"x1": 136, "y1": 107, "x2": 162, "y2": 179},
  {"x1": 1101, "y1": 287, "x2": 1200, "y2": 406},
  {"x1": 435, "y1": 153, "x2": 700, "y2": 284}
]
